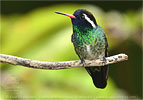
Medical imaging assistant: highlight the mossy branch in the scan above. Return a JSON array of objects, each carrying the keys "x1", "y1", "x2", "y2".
[{"x1": 0, "y1": 54, "x2": 128, "y2": 70}]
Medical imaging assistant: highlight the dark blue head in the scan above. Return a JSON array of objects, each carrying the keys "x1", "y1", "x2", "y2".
[
  {"x1": 56, "y1": 9, "x2": 97, "y2": 29},
  {"x1": 72, "y1": 9, "x2": 97, "y2": 28}
]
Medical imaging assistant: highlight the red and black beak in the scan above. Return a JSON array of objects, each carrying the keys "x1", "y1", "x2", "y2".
[{"x1": 55, "y1": 12, "x2": 76, "y2": 19}]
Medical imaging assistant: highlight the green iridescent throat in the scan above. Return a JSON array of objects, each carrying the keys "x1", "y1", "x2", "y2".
[{"x1": 73, "y1": 26, "x2": 97, "y2": 45}]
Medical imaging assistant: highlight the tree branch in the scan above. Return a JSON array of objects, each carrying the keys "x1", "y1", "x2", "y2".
[{"x1": 0, "y1": 54, "x2": 128, "y2": 70}]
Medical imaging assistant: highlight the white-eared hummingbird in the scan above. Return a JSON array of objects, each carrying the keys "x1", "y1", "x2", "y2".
[{"x1": 56, "y1": 9, "x2": 109, "y2": 89}]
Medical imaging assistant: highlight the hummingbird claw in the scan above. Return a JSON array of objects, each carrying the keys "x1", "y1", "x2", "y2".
[
  {"x1": 80, "y1": 59, "x2": 86, "y2": 67},
  {"x1": 99, "y1": 57, "x2": 106, "y2": 64}
]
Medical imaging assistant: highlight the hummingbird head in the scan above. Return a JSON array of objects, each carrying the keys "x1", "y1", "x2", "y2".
[{"x1": 55, "y1": 9, "x2": 97, "y2": 29}]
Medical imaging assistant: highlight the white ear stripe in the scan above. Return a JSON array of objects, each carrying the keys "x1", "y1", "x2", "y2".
[{"x1": 83, "y1": 14, "x2": 96, "y2": 28}]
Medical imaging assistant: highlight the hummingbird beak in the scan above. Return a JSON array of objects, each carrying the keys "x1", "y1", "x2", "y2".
[{"x1": 55, "y1": 12, "x2": 76, "y2": 19}]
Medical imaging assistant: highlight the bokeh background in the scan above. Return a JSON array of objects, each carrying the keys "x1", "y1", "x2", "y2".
[{"x1": 1, "y1": 1, "x2": 142, "y2": 100}]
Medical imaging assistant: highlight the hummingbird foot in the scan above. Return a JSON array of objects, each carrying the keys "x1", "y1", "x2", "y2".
[
  {"x1": 80, "y1": 59, "x2": 86, "y2": 67},
  {"x1": 99, "y1": 57, "x2": 106, "y2": 65}
]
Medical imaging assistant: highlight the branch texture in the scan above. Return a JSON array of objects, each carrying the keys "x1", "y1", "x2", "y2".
[{"x1": 0, "y1": 54, "x2": 128, "y2": 70}]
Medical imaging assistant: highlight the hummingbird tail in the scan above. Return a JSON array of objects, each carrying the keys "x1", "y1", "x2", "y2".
[{"x1": 85, "y1": 66, "x2": 108, "y2": 89}]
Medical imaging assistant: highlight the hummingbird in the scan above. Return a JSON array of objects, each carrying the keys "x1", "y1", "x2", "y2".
[{"x1": 56, "y1": 9, "x2": 109, "y2": 89}]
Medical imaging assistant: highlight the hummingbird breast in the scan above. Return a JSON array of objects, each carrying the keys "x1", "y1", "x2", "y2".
[{"x1": 72, "y1": 25, "x2": 106, "y2": 60}]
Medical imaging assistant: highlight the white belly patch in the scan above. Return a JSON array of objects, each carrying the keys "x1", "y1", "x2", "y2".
[{"x1": 86, "y1": 45, "x2": 92, "y2": 55}]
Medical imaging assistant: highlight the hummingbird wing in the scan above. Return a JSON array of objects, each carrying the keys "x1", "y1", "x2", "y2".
[{"x1": 85, "y1": 35, "x2": 109, "y2": 89}]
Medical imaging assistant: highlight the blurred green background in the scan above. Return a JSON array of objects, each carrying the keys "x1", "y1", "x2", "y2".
[{"x1": 1, "y1": 1, "x2": 142, "y2": 100}]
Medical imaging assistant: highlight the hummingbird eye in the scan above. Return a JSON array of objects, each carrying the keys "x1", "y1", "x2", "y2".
[{"x1": 81, "y1": 15, "x2": 85, "y2": 19}]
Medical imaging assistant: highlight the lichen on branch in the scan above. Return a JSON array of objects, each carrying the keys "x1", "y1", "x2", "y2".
[{"x1": 0, "y1": 54, "x2": 128, "y2": 70}]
